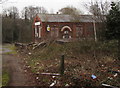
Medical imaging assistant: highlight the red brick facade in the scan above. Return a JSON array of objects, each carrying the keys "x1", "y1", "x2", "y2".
[{"x1": 33, "y1": 14, "x2": 101, "y2": 42}]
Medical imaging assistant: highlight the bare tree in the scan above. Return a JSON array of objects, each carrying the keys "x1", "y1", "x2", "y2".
[
  {"x1": 35, "y1": 6, "x2": 48, "y2": 14},
  {"x1": 2, "y1": 9, "x2": 8, "y2": 17},
  {"x1": 3, "y1": 6, "x2": 19, "y2": 19},
  {"x1": 21, "y1": 7, "x2": 29, "y2": 20},
  {"x1": 22, "y1": 6, "x2": 48, "y2": 20},
  {"x1": 84, "y1": 1, "x2": 110, "y2": 41},
  {"x1": 84, "y1": 1, "x2": 110, "y2": 15}
]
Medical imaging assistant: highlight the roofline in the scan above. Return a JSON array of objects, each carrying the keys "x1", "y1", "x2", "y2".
[{"x1": 37, "y1": 13, "x2": 106, "y2": 16}]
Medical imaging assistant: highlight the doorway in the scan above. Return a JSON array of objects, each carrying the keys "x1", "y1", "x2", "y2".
[{"x1": 61, "y1": 26, "x2": 72, "y2": 39}]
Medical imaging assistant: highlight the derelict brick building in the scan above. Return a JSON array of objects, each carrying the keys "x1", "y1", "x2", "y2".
[{"x1": 33, "y1": 14, "x2": 102, "y2": 42}]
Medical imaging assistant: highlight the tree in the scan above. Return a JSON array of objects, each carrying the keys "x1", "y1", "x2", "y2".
[
  {"x1": 22, "y1": 6, "x2": 48, "y2": 20},
  {"x1": 106, "y1": 1, "x2": 120, "y2": 60},
  {"x1": 59, "y1": 6, "x2": 82, "y2": 22},
  {"x1": 8, "y1": 6, "x2": 19, "y2": 19},
  {"x1": 84, "y1": 1, "x2": 110, "y2": 17},
  {"x1": 2, "y1": 6, "x2": 20, "y2": 43},
  {"x1": 89, "y1": 3, "x2": 101, "y2": 16},
  {"x1": 3, "y1": 6, "x2": 19, "y2": 19},
  {"x1": 84, "y1": 1, "x2": 110, "y2": 41},
  {"x1": 21, "y1": 7, "x2": 29, "y2": 20},
  {"x1": 106, "y1": 2, "x2": 120, "y2": 40}
]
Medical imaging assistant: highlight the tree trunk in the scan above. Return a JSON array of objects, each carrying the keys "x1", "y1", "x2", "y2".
[{"x1": 118, "y1": 39, "x2": 120, "y2": 60}]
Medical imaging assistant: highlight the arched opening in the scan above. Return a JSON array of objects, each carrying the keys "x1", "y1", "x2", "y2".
[
  {"x1": 61, "y1": 26, "x2": 72, "y2": 39},
  {"x1": 61, "y1": 26, "x2": 72, "y2": 32}
]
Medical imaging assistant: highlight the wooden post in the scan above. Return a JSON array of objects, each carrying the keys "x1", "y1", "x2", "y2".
[
  {"x1": 93, "y1": 20, "x2": 97, "y2": 42},
  {"x1": 60, "y1": 55, "x2": 64, "y2": 75}
]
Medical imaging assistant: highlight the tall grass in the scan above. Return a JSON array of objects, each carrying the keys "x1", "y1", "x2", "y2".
[{"x1": 30, "y1": 40, "x2": 118, "y2": 60}]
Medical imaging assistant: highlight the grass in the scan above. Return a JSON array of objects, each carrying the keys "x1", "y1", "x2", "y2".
[
  {"x1": 30, "y1": 43, "x2": 64, "y2": 60},
  {"x1": 3, "y1": 44, "x2": 17, "y2": 54},
  {"x1": 2, "y1": 70, "x2": 9, "y2": 86},
  {"x1": 2, "y1": 44, "x2": 16, "y2": 86},
  {"x1": 29, "y1": 40, "x2": 118, "y2": 63}
]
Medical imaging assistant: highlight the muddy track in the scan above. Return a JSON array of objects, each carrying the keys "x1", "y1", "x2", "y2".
[{"x1": 2, "y1": 54, "x2": 36, "y2": 86}]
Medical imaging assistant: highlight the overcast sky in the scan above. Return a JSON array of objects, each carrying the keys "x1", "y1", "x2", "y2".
[{"x1": 0, "y1": 0, "x2": 118, "y2": 14}]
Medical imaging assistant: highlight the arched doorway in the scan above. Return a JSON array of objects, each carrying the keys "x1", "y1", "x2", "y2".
[{"x1": 61, "y1": 26, "x2": 72, "y2": 39}]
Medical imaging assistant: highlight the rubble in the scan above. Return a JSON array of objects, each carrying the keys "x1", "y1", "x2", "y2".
[
  {"x1": 113, "y1": 73, "x2": 118, "y2": 77},
  {"x1": 50, "y1": 80, "x2": 57, "y2": 87},
  {"x1": 28, "y1": 52, "x2": 32, "y2": 55},
  {"x1": 91, "y1": 74, "x2": 97, "y2": 79},
  {"x1": 41, "y1": 73, "x2": 60, "y2": 76},
  {"x1": 16, "y1": 41, "x2": 120, "y2": 87},
  {"x1": 52, "y1": 76, "x2": 56, "y2": 78},
  {"x1": 33, "y1": 42, "x2": 46, "y2": 50},
  {"x1": 102, "y1": 83, "x2": 118, "y2": 88},
  {"x1": 36, "y1": 77, "x2": 39, "y2": 80},
  {"x1": 65, "y1": 84, "x2": 69, "y2": 87}
]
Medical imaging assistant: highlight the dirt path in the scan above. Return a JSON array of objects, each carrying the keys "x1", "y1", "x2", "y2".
[{"x1": 2, "y1": 45, "x2": 36, "y2": 86}]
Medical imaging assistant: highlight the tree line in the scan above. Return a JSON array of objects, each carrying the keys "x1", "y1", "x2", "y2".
[{"x1": 2, "y1": 6, "x2": 48, "y2": 43}]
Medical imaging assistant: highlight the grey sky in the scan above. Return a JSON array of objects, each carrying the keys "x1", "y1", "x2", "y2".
[{"x1": 0, "y1": 0, "x2": 118, "y2": 14}]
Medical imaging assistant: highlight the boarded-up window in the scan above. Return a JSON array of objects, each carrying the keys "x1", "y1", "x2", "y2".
[
  {"x1": 50, "y1": 27, "x2": 59, "y2": 38},
  {"x1": 76, "y1": 26, "x2": 83, "y2": 38},
  {"x1": 87, "y1": 25, "x2": 94, "y2": 37}
]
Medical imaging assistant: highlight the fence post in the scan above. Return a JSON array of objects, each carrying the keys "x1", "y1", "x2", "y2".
[{"x1": 60, "y1": 54, "x2": 64, "y2": 75}]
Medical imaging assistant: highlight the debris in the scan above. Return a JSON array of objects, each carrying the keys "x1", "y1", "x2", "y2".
[
  {"x1": 15, "y1": 43, "x2": 23, "y2": 47},
  {"x1": 41, "y1": 73, "x2": 60, "y2": 76},
  {"x1": 33, "y1": 42, "x2": 46, "y2": 50},
  {"x1": 65, "y1": 84, "x2": 69, "y2": 87},
  {"x1": 50, "y1": 80, "x2": 57, "y2": 87},
  {"x1": 27, "y1": 66, "x2": 31, "y2": 68},
  {"x1": 108, "y1": 70, "x2": 120, "y2": 74},
  {"x1": 102, "y1": 83, "x2": 118, "y2": 88},
  {"x1": 52, "y1": 76, "x2": 56, "y2": 78},
  {"x1": 108, "y1": 77, "x2": 113, "y2": 80},
  {"x1": 113, "y1": 73, "x2": 118, "y2": 77},
  {"x1": 102, "y1": 65, "x2": 104, "y2": 67},
  {"x1": 36, "y1": 72, "x2": 40, "y2": 75},
  {"x1": 36, "y1": 77, "x2": 39, "y2": 80},
  {"x1": 91, "y1": 75, "x2": 97, "y2": 79},
  {"x1": 28, "y1": 52, "x2": 32, "y2": 55},
  {"x1": 36, "y1": 62, "x2": 40, "y2": 65}
]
